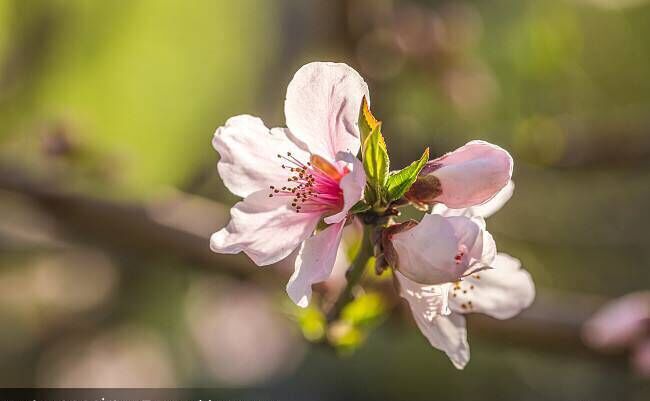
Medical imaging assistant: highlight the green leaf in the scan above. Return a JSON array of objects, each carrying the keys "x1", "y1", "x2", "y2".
[
  {"x1": 358, "y1": 96, "x2": 379, "y2": 146},
  {"x1": 386, "y1": 147, "x2": 430, "y2": 202},
  {"x1": 362, "y1": 123, "x2": 390, "y2": 205},
  {"x1": 349, "y1": 200, "x2": 371, "y2": 215}
]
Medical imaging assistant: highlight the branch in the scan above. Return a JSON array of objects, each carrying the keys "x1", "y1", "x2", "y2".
[
  {"x1": 0, "y1": 162, "x2": 623, "y2": 363},
  {"x1": 326, "y1": 224, "x2": 374, "y2": 322}
]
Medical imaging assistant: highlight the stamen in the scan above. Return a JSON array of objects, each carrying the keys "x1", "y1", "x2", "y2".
[{"x1": 269, "y1": 151, "x2": 345, "y2": 213}]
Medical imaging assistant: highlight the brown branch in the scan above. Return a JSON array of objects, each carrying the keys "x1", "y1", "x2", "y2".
[
  {"x1": 0, "y1": 162, "x2": 625, "y2": 363},
  {"x1": 0, "y1": 163, "x2": 263, "y2": 280}
]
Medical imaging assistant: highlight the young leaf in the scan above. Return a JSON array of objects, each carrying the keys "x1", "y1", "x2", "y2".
[
  {"x1": 358, "y1": 96, "x2": 379, "y2": 147},
  {"x1": 349, "y1": 200, "x2": 371, "y2": 215},
  {"x1": 386, "y1": 147, "x2": 429, "y2": 202},
  {"x1": 362, "y1": 123, "x2": 390, "y2": 204}
]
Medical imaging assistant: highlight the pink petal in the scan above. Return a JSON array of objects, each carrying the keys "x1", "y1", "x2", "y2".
[
  {"x1": 210, "y1": 190, "x2": 320, "y2": 266},
  {"x1": 633, "y1": 340, "x2": 650, "y2": 378},
  {"x1": 286, "y1": 220, "x2": 346, "y2": 307},
  {"x1": 432, "y1": 180, "x2": 515, "y2": 219},
  {"x1": 324, "y1": 152, "x2": 366, "y2": 225},
  {"x1": 582, "y1": 291, "x2": 650, "y2": 350},
  {"x1": 432, "y1": 140, "x2": 513, "y2": 208},
  {"x1": 213, "y1": 115, "x2": 310, "y2": 198},
  {"x1": 284, "y1": 62, "x2": 369, "y2": 161},
  {"x1": 391, "y1": 214, "x2": 483, "y2": 285},
  {"x1": 449, "y1": 253, "x2": 535, "y2": 319}
]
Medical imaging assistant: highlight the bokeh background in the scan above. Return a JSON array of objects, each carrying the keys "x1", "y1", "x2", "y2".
[{"x1": 0, "y1": 0, "x2": 649, "y2": 399}]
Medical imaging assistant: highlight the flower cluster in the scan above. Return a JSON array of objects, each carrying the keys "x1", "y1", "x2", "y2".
[{"x1": 210, "y1": 62, "x2": 535, "y2": 368}]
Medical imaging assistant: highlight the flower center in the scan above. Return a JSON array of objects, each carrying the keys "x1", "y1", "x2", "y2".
[{"x1": 268, "y1": 152, "x2": 345, "y2": 214}]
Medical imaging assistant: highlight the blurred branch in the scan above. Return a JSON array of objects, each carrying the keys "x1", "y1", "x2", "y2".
[
  {"x1": 0, "y1": 163, "x2": 261, "y2": 280},
  {"x1": 0, "y1": 162, "x2": 624, "y2": 364},
  {"x1": 326, "y1": 224, "x2": 374, "y2": 322}
]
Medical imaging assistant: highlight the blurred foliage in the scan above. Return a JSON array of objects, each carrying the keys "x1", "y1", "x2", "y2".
[
  {"x1": 0, "y1": 0, "x2": 277, "y2": 196},
  {"x1": 329, "y1": 292, "x2": 388, "y2": 354},
  {"x1": 290, "y1": 301, "x2": 327, "y2": 343}
]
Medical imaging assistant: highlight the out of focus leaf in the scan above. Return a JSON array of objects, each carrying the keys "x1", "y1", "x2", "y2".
[
  {"x1": 328, "y1": 321, "x2": 365, "y2": 354},
  {"x1": 341, "y1": 292, "x2": 387, "y2": 328},
  {"x1": 25, "y1": 0, "x2": 276, "y2": 196},
  {"x1": 295, "y1": 304, "x2": 326, "y2": 342}
]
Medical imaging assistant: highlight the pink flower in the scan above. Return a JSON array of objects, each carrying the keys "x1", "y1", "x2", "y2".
[
  {"x1": 406, "y1": 141, "x2": 513, "y2": 209},
  {"x1": 582, "y1": 291, "x2": 650, "y2": 378},
  {"x1": 210, "y1": 62, "x2": 368, "y2": 307},
  {"x1": 388, "y1": 181, "x2": 515, "y2": 286},
  {"x1": 389, "y1": 213, "x2": 496, "y2": 285},
  {"x1": 392, "y1": 184, "x2": 534, "y2": 368}
]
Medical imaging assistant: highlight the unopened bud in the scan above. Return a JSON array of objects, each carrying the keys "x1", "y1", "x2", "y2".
[{"x1": 404, "y1": 171, "x2": 442, "y2": 208}]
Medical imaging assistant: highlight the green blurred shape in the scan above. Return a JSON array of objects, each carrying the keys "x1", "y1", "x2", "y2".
[
  {"x1": 507, "y1": 3, "x2": 582, "y2": 79},
  {"x1": 328, "y1": 321, "x2": 365, "y2": 355},
  {"x1": 294, "y1": 303, "x2": 327, "y2": 342},
  {"x1": 340, "y1": 291, "x2": 386, "y2": 328},
  {"x1": 328, "y1": 291, "x2": 387, "y2": 354},
  {"x1": 18, "y1": 0, "x2": 277, "y2": 196}
]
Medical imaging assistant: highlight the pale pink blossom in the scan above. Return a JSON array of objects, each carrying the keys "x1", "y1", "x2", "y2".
[
  {"x1": 210, "y1": 62, "x2": 368, "y2": 307},
  {"x1": 396, "y1": 253, "x2": 535, "y2": 369},
  {"x1": 583, "y1": 291, "x2": 650, "y2": 378},
  {"x1": 390, "y1": 213, "x2": 496, "y2": 285},
  {"x1": 393, "y1": 182, "x2": 534, "y2": 368},
  {"x1": 406, "y1": 141, "x2": 513, "y2": 209}
]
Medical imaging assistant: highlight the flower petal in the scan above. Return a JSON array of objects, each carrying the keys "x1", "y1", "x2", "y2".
[
  {"x1": 286, "y1": 220, "x2": 346, "y2": 307},
  {"x1": 284, "y1": 62, "x2": 369, "y2": 161},
  {"x1": 210, "y1": 190, "x2": 320, "y2": 266},
  {"x1": 432, "y1": 141, "x2": 513, "y2": 208},
  {"x1": 213, "y1": 115, "x2": 310, "y2": 198},
  {"x1": 391, "y1": 214, "x2": 483, "y2": 284},
  {"x1": 324, "y1": 152, "x2": 366, "y2": 224},
  {"x1": 396, "y1": 272, "x2": 469, "y2": 368},
  {"x1": 582, "y1": 291, "x2": 650, "y2": 350},
  {"x1": 395, "y1": 271, "x2": 451, "y2": 318},
  {"x1": 450, "y1": 253, "x2": 535, "y2": 319},
  {"x1": 432, "y1": 180, "x2": 515, "y2": 219}
]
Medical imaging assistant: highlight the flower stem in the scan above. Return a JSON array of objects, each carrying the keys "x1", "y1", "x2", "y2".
[{"x1": 326, "y1": 223, "x2": 374, "y2": 322}]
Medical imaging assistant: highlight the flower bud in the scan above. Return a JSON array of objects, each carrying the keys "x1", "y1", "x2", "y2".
[
  {"x1": 405, "y1": 141, "x2": 513, "y2": 209},
  {"x1": 404, "y1": 167, "x2": 442, "y2": 209}
]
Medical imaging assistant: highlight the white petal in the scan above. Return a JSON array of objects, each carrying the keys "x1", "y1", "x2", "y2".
[
  {"x1": 432, "y1": 180, "x2": 515, "y2": 219},
  {"x1": 416, "y1": 314, "x2": 470, "y2": 370},
  {"x1": 213, "y1": 115, "x2": 309, "y2": 198},
  {"x1": 396, "y1": 273, "x2": 469, "y2": 368},
  {"x1": 287, "y1": 220, "x2": 346, "y2": 307},
  {"x1": 392, "y1": 214, "x2": 482, "y2": 284},
  {"x1": 284, "y1": 62, "x2": 369, "y2": 161},
  {"x1": 479, "y1": 225, "x2": 497, "y2": 265},
  {"x1": 210, "y1": 190, "x2": 320, "y2": 266},
  {"x1": 395, "y1": 271, "x2": 451, "y2": 318},
  {"x1": 324, "y1": 152, "x2": 366, "y2": 224},
  {"x1": 450, "y1": 253, "x2": 535, "y2": 319}
]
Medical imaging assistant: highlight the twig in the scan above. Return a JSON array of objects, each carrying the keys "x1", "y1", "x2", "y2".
[
  {"x1": 0, "y1": 162, "x2": 626, "y2": 363},
  {"x1": 326, "y1": 223, "x2": 374, "y2": 322}
]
